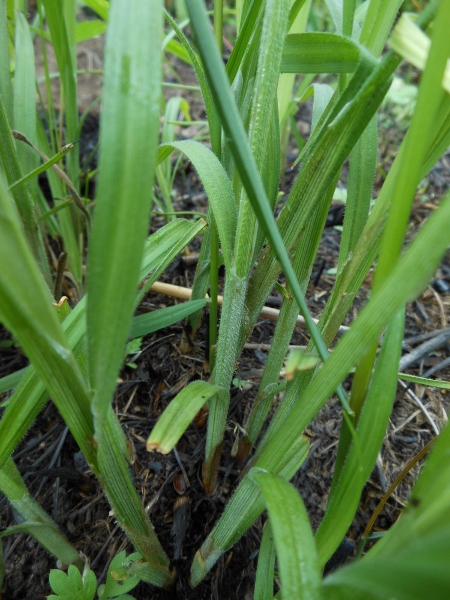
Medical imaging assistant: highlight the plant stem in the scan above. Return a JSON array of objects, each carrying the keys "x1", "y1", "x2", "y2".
[{"x1": 208, "y1": 0, "x2": 223, "y2": 371}]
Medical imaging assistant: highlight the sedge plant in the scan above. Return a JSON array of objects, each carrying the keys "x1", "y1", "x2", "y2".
[{"x1": 0, "y1": 0, "x2": 450, "y2": 598}]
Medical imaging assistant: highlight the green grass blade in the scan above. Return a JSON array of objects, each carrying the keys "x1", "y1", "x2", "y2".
[
  {"x1": 130, "y1": 300, "x2": 207, "y2": 339},
  {"x1": 0, "y1": 297, "x2": 89, "y2": 472},
  {"x1": 41, "y1": 0, "x2": 79, "y2": 182},
  {"x1": 245, "y1": 178, "x2": 336, "y2": 446},
  {"x1": 234, "y1": 0, "x2": 290, "y2": 279},
  {"x1": 12, "y1": 130, "x2": 90, "y2": 228},
  {"x1": 156, "y1": 98, "x2": 189, "y2": 217},
  {"x1": 40, "y1": 0, "x2": 82, "y2": 285},
  {"x1": 9, "y1": 142, "x2": 76, "y2": 191},
  {"x1": 75, "y1": 19, "x2": 107, "y2": 43},
  {"x1": 94, "y1": 420, "x2": 171, "y2": 578},
  {"x1": 13, "y1": 12, "x2": 39, "y2": 195},
  {"x1": 281, "y1": 33, "x2": 360, "y2": 73},
  {"x1": 163, "y1": 10, "x2": 215, "y2": 136},
  {"x1": 87, "y1": 0, "x2": 162, "y2": 425},
  {"x1": 35, "y1": 116, "x2": 64, "y2": 235},
  {"x1": 254, "y1": 187, "x2": 450, "y2": 475},
  {"x1": 249, "y1": 469, "x2": 321, "y2": 600},
  {"x1": 288, "y1": 0, "x2": 310, "y2": 30},
  {"x1": 254, "y1": 521, "x2": 276, "y2": 600},
  {"x1": 359, "y1": 0, "x2": 403, "y2": 56},
  {"x1": 324, "y1": 422, "x2": 450, "y2": 599},
  {"x1": 245, "y1": 50, "x2": 396, "y2": 337},
  {"x1": 183, "y1": 0, "x2": 298, "y2": 286},
  {"x1": 337, "y1": 115, "x2": 377, "y2": 273},
  {"x1": 0, "y1": 172, "x2": 96, "y2": 462},
  {"x1": 346, "y1": 1, "x2": 450, "y2": 460},
  {"x1": 201, "y1": 0, "x2": 291, "y2": 490},
  {"x1": 225, "y1": 0, "x2": 264, "y2": 84},
  {"x1": 248, "y1": 16, "x2": 450, "y2": 462},
  {"x1": 278, "y1": 0, "x2": 311, "y2": 133},
  {"x1": 0, "y1": 367, "x2": 27, "y2": 394},
  {"x1": 324, "y1": 526, "x2": 450, "y2": 600},
  {"x1": 159, "y1": 141, "x2": 236, "y2": 271},
  {"x1": 397, "y1": 373, "x2": 450, "y2": 390},
  {"x1": 139, "y1": 219, "x2": 205, "y2": 280},
  {"x1": 324, "y1": 0, "x2": 343, "y2": 33},
  {"x1": 147, "y1": 380, "x2": 227, "y2": 454},
  {"x1": 0, "y1": 0, "x2": 13, "y2": 124},
  {"x1": 375, "y1": 1, "x2": 450, "y2": 286},
  {"x1": 317, "y1": 95, "x2": 450, "y2": 355},
  {"x1": 190, "y1": 436, "x2": 309, "y2": 585},
  {"x1": 0, "y1": 374, "x2": 48, "y2": 469},
  {"x1": 343, "y1": 0, "x2": 356, "y2": 38},
  {"x1": 0, "y1": 174, "x2": 171, "y2": 579},
  {"x1": 136, "y1": 217, "x2": 207, "y2": 306},
  {"x1": 202, "y1": 271, "x2": 246, "y2": 491},
  {"x1": 315, "y1": 308, "x2": 404, "y2": 566},
  {"x1": 81, "y1": 0, "x2": 109, "y2": 21},
  {"x1": 0, "y1": 216, "x2": 199, "y2": 472},
  {"x1": 309, "y1": 83, "x2": 334, "y2": 133},
  {"x1": 0, "y1": 96, "x2": 44, "y2": 272},
  {"x1": 185, "y1": 0, "x2": 354, "y2": 425},
  {"x1": 0, "y1": 457, "x2": 82, "y2": 568},
  {"x1": 165, "y1": 38, "x2": 193, "y2": 65}
]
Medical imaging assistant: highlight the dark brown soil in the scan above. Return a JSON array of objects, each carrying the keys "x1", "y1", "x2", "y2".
[{"x1": 1, "y1": 13, "x2": 450, "y2": 600}]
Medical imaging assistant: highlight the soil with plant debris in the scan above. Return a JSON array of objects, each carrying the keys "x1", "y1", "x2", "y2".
[{"x1": 1, "y1": 16, "x2": 450, "y2": 600}]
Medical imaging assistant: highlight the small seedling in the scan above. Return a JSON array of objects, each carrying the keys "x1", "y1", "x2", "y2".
[{"x1": 47, "y1": 552, "x2": 141, "y2": 600}]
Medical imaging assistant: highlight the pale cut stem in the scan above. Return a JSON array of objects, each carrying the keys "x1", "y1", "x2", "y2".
[{"x1": 149, "y1": 281, "x2": 349, "y2": 334}]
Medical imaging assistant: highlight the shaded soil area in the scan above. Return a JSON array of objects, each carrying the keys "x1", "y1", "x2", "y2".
[{"x1": 1, "y1": 12, "x2": 450, "y2": 600}]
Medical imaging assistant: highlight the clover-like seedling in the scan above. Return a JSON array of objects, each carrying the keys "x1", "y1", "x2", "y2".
[
  {"x1": 47, "y1": 552, "x2": 141, "y2": 600},
  {"x1": 97, "y1": 551, "x2": 141, "y2": 600},
  {"x1": 47, "y1": 565, "x2": 96, "y2": 600}
]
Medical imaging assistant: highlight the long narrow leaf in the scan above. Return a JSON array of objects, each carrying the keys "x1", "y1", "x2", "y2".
[
  {"x1": 0, "y1": 174, "x2": 96, "y2": 462},
  {"x1": 0, "y1": 458, "x2": 81, "y2": 568},
  {"x1": 281, "y1": 33, "x2": 360, "y2": 73},
  {"x1": 254, "y1": 521, "x2": 276, "y2": 600},
  {"x1": 315, "y1": 308, "x2": 404, "y2": 565},
  {"x1": 130, "y1": 300, "x2": 207, "y2": 339},
  {"x1": 0, "y1": 96, "x2": 43, "y2": 271},
  {"x1": 0, "y1": 0, "x2": 13, "y2": 124},
  {"x1": 0, "y1": 174, "x2": 171, "y2": 580},
  {"x1": 255, "y1": 188, "x2": 450, "y2": 477},
  {"x1": 158, "y1": 141, "x2": 236, "y2": 271},
  {"x1": 337, "y1": 115, "x2": 377, "y2": 273},
  {"x1": 225, "y1": 0, "x2": 265, "y2": 84},
  {"x1": 196, "y1": 187, "x2": 450, "y2": 580},
  {"x1": 41, "y1": 0, "x2": 79, "y2": 181},
  {"x1": 183, "y1": 0, "x2": 339, "y2": 373},
  {"x1": 13, "y1": 12, "x2": 38, "y2": 194},
  {"x1": 0, "y1": 368, "x2": 27, "y2": 394},
  {"x1": 137, "y1": 217, "x2": 207, "y2": 305},
  {"x1": 147, "y1": 380, "x2": 227, "y2": 454},
  {"x1": 163, "y1": 10, "x2": 215, "y2": 137},
  {"x1": 0, "y1": 218, "x2": 203, "y2": 472},
  {"x1": 87, "y1": 0, "x2": 162, "y2": 425},
  {"x1": 190, "y1": 436, "x2": 309, "y2": 585},
  {"x1": 324, "y1": 423, "x2": 450, "y2": 599},
  {"x1": 249, "y1": 469, "x2": 321, "y2": 600},
  {"x1": 9, "y1": 142, "x2": 76, "y2": 191},
  {"x1": 398, "y1": 373, "x2": 450, "y2": 389}
]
